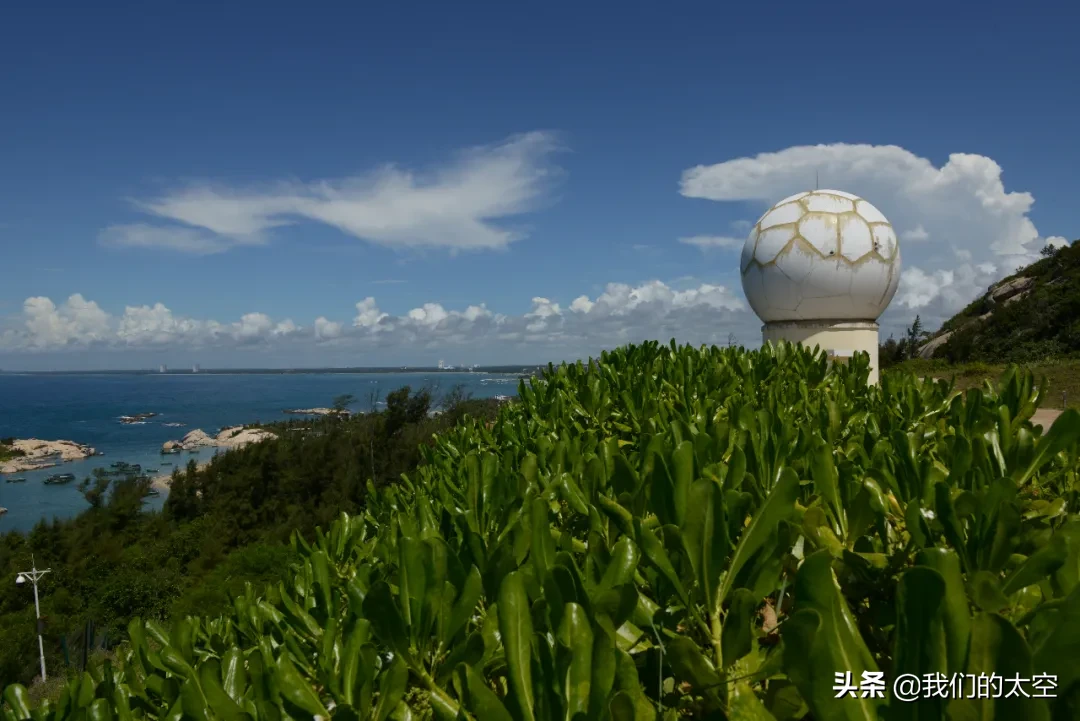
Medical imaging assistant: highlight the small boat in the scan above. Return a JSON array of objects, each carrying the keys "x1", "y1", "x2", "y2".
[
  {"x1": 5, "y1": 477, "x2": 27, "y2": 483},
  {"x1": 144, "y1": 489, "x2": 160, "y2": 498},
  {"x1": 0, "y1": 507, "x2": 7, "y2": 516},
  {"x1": 44, "y1": 473, "x2": 75, "y2": 485},
  {"x1": 110, "y1": 462, "x2": 127, "y2": 468},
  {"x1": 161, "y1": 462, "x2": 173, "y2": 466}
]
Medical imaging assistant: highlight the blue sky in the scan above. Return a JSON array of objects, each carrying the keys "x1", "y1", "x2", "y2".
[{"x1": 1, "y1": 0, "x2": 1077, "y2": 369}]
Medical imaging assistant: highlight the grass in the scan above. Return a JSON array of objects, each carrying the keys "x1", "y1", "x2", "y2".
[
  {"x1": 0, "y1": 442, "x2": 26, "y2": 464},
  {"x1": 885, "y1": 357, "x2": 1080, "y2": 409}
]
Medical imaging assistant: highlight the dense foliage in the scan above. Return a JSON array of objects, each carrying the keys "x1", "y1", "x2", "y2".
[
  {"x1": 4, "y1": 341, "x2": 1080, "y2": 720},
  {"x1": 0, "y1": 388, "x2": 501, "y2": 688},
  {"x1": 928, "y1": 241, "x2": 1080, "y2": 364}
]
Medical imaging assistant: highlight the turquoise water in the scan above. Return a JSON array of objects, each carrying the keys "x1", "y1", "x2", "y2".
[{"x1": 0, "y1": 372, "x2": 519, "y2": 533}]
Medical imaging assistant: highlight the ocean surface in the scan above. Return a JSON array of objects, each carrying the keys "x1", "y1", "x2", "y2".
[{"x1": 0, "y1": 372, "x2": 520, "y2": 533}]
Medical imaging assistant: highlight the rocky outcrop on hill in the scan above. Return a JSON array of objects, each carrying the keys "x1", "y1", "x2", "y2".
[
  {"x1": 0, "y1": 439, "x2": 98, "y2": 474},
  {"x1": 917, "y1": 275, "x2": 1033, "y2": 359},
  {"x1": 987, "y1": 276, "x2": 1033, "y2": 305},
  {"x1": 161, "y1": 426, "x2": 277, "y2": 453}
]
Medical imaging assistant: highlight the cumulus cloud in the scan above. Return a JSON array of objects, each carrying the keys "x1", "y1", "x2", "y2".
[
  {"x1": 21, "y1": 295, "x2": 112, "y2": 349},
  {"x1": 314, "y1": 317, "x2": 342, "y2": 341},
  {"x1": 99, "y1": 132, "x2": 563, "y2": 254},
  {"x1": 901, "y1": 225, "x2": 929, "y2": 242},
  {"x1": 680, "y1": 143, "x2": 1069, "y2": 328},
  {"x1": 0, "y1": 279, "x2": 752, "y2": 357}
]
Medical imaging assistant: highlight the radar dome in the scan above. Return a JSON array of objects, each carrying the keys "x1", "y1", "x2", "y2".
[{"x1": 740, "y1": 190, "x2": 901, "y2": 323}]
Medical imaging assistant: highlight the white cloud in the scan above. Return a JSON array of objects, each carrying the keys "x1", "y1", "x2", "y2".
[
  {"x1": 21, "y1": 295, "x2": 112, "y2": 349},
  {"x1": 99, "y1": 224, "x2": 240, "y2": 255},
  {"x1": 901, "y1": 225, "x2": 929, "y2": 242},
  {"x1": 100, "y1": 132, "x2": 563, "y2": 254},
  {"x1": 314, "y1": 317, "x2": 342, "y2": 341},
  {"x1": 679, "y1": 235, "x2": 743, "y2": 250},
  {"x1": 354, "y1": 298, "x2": 389, "y2": 329},
  {"x1": 680, "y1": 143, "x2": 1065, "y2": 328},
  {"x1": 0, "y1": 279, "x2": 753, "y2": 358}
]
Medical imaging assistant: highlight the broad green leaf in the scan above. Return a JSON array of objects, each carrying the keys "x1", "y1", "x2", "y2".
[
  {"x1": 782, "y1": 551, "x2": 880, "y2": 721},
  {"x1": 1013, "y1": 409, "x2": 1080, "y2": 486},
  {"x1": 1031, "y1": 583, "x2": 1080, "y2": 705},
  {"x1": 665, "y1": 637, "x2": 724, "y2": 711},
  {"x1": 728, "y1": 682, "x2": 777, "y2": 721},
  {"x1": 947, "y1": 613, "x2": 1050, "y2": 721},
  {"x1": 456, "y1": 664, "x2": 513, "y2": 721},
  {"x1": 558, "y1": 603, "x2": 594, "y2": 718},
  {"x1": 916, "y1": 548, "x2": 971, "y2": 674},
  {"x1": 721, "y1": 588, "x2": 758, "y2": 668},
  {"x1": 718, "y1": 468, "x2": 799, "y2": 607},
  {"x1": 498, "y1": 571, "x2": 536, "y2": 721},
  {"x1": 891, "y1": 567, "x2": 948, "y2": 721},
  {"x1": 275, "y1": 652, "x2": 329, "y2": 718},
  {"x1": 373, "y1": 656, "x2": 409, "y2": 721}
]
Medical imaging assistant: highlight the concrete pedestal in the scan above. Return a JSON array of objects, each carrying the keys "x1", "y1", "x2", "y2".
[{"x1": 762, "y1": 320, "x2": 881, "y2": 385}]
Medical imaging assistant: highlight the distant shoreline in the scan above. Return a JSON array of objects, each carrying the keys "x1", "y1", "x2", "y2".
[{"x1": 0, "y1": 367, "x2": 543, "y2": 377}]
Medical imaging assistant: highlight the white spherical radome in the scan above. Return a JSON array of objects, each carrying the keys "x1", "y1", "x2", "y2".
[{"x1": 740, "y1": 190, "x2": 902, "y2": 323}]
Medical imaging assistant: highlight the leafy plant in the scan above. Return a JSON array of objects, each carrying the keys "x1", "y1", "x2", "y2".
[{"x1": 5, "y1": 341, "x2": 1080, "y2": 720}]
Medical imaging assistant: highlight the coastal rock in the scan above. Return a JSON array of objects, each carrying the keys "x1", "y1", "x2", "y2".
[
  {"x1": 119, "y1": 412, "x2": 159, "y2": 424},
  {"x1": 161, "y1": 426, "x2": 277, "y2": 453},
  {"x1": 180, "y1": 429, "x2": 217, "y2": 449},
  {"x1": 0, "y1": 439, "x2": 97, "y2": 474},
  {"x1": 215, "y1": 427, "x2": 276, "y2": 448},
  {"x1": 284, "y1": 407, "x2": 349, "y2": 416}
]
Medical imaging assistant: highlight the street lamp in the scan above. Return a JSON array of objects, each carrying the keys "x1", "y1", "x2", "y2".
[{"x1": 15, "y1": 555, "x2": 50, "y2": 682}]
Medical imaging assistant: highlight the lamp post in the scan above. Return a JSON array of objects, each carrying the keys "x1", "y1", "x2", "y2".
[{"x1": 15, "y1": 555, "x2": 50, "y2": 682}]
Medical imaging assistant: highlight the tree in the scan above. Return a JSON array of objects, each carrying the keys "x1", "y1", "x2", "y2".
[
  {"x1": 383, "y1": 386, "x2": 431, "y2": 437},
  {"x1": 331, "y1": 394, "x2": 356, "y2": 414},
  {"x1": 78, "y1": 470, "x2": 111, "y2": 509},
  {"x1": 904, "y1": 315, "x2": 929, "y2": 360}
]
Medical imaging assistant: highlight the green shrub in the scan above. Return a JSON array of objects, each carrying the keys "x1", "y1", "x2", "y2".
[{"x1": 4, "y1": 341, "x2": 1080, "y2": 720}]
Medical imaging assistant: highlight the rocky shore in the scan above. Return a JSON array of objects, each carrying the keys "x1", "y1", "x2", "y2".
[
  {"x1": 119, "y1": 412, "x2": 159, "y2": 424},
  {"x1": 0, "y1": 439, "x2": 99, "y2": 474},
  {"x1": 283, "y1": 407, "x2": 350, "y2": 416},
  {"x1": 161, "y1": 426, "x2": 277, "y2": 454},
  {"x1": 153, "y1": 426, "x2": 278, "y2": 490}
]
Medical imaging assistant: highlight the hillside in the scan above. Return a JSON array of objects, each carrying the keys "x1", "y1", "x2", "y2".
[
  {"x1": 0, "y1": 387, "x2": 502, "y2": 688},
  {"x1": 917, "y1": 240, "x2": 1080, "y2": 363}
]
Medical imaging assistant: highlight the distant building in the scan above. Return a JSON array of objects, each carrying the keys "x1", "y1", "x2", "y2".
[
  {"x1": 159, "y1": 364, "x2": 167, "y2": 373},
  {"x1": 192, "y1": 364, "x2": 200, "y2": 373}
]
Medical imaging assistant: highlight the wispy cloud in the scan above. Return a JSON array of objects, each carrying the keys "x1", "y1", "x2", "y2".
[
  {"x1": 100, "y1": 132, "x2": 564, "y2": 255},
  {"x1": 373, "y1": 279, "x2": 407, "y2": 285},
  {"x1": 678, "y1": 235, "x2": 743, "y2": 250}
]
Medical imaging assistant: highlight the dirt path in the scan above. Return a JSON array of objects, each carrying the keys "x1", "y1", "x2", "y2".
[{"x1": 1031, "y1": 408, "x2": 1063, "y2": 429}]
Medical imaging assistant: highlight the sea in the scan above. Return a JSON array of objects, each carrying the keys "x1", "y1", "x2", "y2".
[{"x1": 0, "y1": 371, "x2": 521, "y2": 534}]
